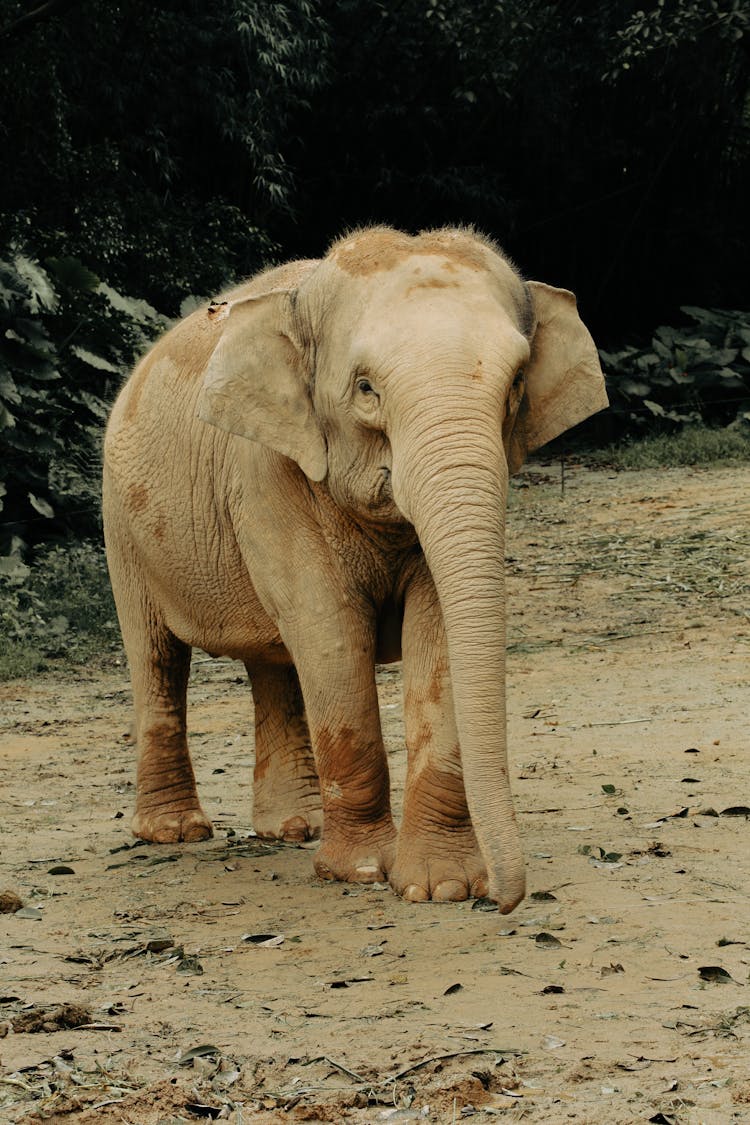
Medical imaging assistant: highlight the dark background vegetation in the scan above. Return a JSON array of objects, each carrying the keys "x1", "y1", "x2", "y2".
[
  {"x1": 0, "y1": 0, "x2": 748, "y2": 670},
  {"x1": 3, "y1": 0, "x2": 748, "y2": 329}
]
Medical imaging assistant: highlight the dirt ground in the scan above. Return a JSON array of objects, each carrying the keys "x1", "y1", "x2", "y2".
[{"x1": 1, "y1": 461, "x2": 749, "y2": 1125}]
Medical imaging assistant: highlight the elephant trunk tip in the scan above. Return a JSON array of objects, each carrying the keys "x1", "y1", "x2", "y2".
[{"x1": 489, "y1": 871, "x2": 526, "y2": 915}]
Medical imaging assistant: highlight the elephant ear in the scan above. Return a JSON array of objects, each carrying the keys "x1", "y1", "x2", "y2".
[
  {"x1": 197, "y1": 291, "x2": 328, "y2": 482},
  {"x1": 507, "y1": 281, "x2": 608, "y2": 474}
]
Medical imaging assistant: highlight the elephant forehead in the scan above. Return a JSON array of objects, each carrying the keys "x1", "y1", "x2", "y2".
[{"x1": 328, "y1": 227, "x2": 493, "y2": 278}]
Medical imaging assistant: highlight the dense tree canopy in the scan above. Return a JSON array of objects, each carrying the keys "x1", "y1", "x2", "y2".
[
  {"x1": 1, "y1": 0, "x2": 747, "y2": 332},
  {"x1": 0, "y1": 0, "x2": 329, "y2": 307},
  {"x1": 0, "y1": 0, "x2": 748, "y2": 549}
]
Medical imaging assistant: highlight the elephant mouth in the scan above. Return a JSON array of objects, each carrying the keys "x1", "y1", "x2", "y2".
[
  {"x1": 360, "y1": 465, "x2": 415, "y2": 537},
  {"x1": 367, "y1": 465, "x2": 394, "y2": 510}
]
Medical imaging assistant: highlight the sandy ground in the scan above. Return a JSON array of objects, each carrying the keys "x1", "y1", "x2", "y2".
[{"x1": 1, "y1": 461, "x2": 749, "y2": 1124}]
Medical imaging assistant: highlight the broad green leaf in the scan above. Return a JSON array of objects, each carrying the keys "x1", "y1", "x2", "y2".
[
  {"x1": 76, "y1": 390, "x2": 110, "y2": 419},
  {"x1": 0, "y1": 372, "x2": 21, "y2": 404},
  {"x1": 97, "y1": 282, "x2": 164, "y2": 325},
  {"x1": 619, "y1": 378, "x2": 650, "y2": 396},
  {"x1": 717, "y1": 368, "x2": 743, "y2": 385},
  {"x1": 70, "y1": 345, "x2": 120, "y2": 373},
  {"x1": 13, "y1": 255, "x2": 59, "y2": 313},
  {"x1": 680, "y1": 306, "x2": 721, "y2": 325},
  {"x1": 28, "y1": 493, "x2": 55, "y2": 518},
  {"x1": 46, "y1": 256, "x2": 100, "y2": 293}
]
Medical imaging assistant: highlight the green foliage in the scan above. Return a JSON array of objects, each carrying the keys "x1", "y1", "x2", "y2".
[
  {"x1": 0, "y1": 251, "x2": 167, "y2": 551},
  {"x1": 0, "y1": 0, "x2": 329, "y2": 310},
  {"x1": 0, "y1": 540, "x2": 120, "y2": 680},
  {"x1": 0, "y1": 0, "x2": 747, "y2": 333},
  {"x1": 608, "y1": 0, "x2": 750, "y2": 78},
  {"x1": 594, "y1": 426, "x2": 750, "y2": 471},
  {"x1": 601, "y1": 307, "x2": 750, "y2": 428}
]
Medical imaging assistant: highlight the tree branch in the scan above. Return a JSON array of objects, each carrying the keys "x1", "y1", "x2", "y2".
[{"x1": 0, "y1": 0, "x2": 79, "y2": 44}]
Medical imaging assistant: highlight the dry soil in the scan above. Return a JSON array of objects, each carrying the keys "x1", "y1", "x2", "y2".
[{"x1": 1, "y1": 461, "x2": 749, "y2": 1124}]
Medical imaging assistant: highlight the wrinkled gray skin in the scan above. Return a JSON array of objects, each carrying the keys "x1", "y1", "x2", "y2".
[{"x1": 103, "y1": 226, "x2": 607, "y2": 912}]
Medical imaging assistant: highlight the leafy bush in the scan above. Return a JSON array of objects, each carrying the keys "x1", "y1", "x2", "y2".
[
  {"x1": 0, "y1": 251, "x2": 167, "y2": 554},
  {"x1": 602, "y1": 307, "x2": 750, "y2": 428},
  {"x1": 0, "y1": 540, "x2": 120, "y2": 680}
]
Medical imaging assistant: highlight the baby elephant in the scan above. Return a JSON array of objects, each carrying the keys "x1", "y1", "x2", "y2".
[{"x1": 103, "y1": 226, "x2": 607, "y2": 913}]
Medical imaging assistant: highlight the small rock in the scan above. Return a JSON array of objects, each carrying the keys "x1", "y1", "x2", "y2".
[{"x1": 0, "y1": 890, "x2": 23, "y2": 914}]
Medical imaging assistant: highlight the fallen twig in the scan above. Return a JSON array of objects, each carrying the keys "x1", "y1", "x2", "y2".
[
  {"x1": 585, "y1": 717, "x2": 651, "y2": 728},
  {"x1": 382, "y1": 1046, "x2": 523, "y2": 1086},
  {"x1": 303, "y1": 1056, "x2": 367, "y2": 1083}
]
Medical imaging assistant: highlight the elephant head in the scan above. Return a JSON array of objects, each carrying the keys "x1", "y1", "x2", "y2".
[{"x1": 197, "y1": 227, "x2": 607, "y2": 912}]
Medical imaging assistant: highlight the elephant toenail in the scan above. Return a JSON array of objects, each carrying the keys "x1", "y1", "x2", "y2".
[
  {"x1": 281, "y1": 816, "x2": 310, "y2": 841},
  {"x1": 433, "y1": 879, "x2": 468, "y2": 902},
  {"x1": 404, "y1": 884, "x2": 430, "y2": 902},
  {"x1": 355, "y1": 862, "x2": 380, "y2": 879}
]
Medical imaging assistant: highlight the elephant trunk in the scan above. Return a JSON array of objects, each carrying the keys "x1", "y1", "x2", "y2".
[{"x1": 391, "y1": 401, "x2": 525, "y2": 913}]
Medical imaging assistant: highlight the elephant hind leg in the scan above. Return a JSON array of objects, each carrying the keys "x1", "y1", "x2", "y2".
[
  {"x1": 248, "y1": 663, "x2": 322, "y2": 843},
  {"x1": 109, "y1": 547, "x2": 212, "y2": 843},
  {"x1": 129, "y1": 620, "x2": 213, "y2": 843}
]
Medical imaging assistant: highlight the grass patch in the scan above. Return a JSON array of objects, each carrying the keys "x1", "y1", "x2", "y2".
[
  {"x1": 0, "y1": 541, "x2": 121, "y2": 681},
  {"x1": 594, "y1": 426, "x2": 750, "y2": 470}
]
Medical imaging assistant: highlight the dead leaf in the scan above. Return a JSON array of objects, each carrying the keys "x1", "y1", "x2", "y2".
[
  {"x1": 14, "y1": 906, "x2": 42, "y2": 920},
  {"x1": 178, "y1": 1043, "x2": 221, "y2": 1066},
  {"x1": 185, "y1": 1104, "x2": 222, "y2": 1120},
  {"x1": 241, "y1": 933, "x2": 284, "y2": 947},
  {"x1": 328, "y1": 976, "x2": 374, "y2": 988},
  {"x1": 534, "y1": 932, "x2": 562, "y2": 948},
  {"x1": 443, "y1": 982, "x2": 463, "y2": 995},
  {"x1": 698, "y1": 965, "x2": 737, "y2": 984},
  {"x1": 542, "y1": 1034, "x2": 565, "y2": 1049},
  {"x1": 144, "y1": 935, "x2": 174, "y2": 953}
]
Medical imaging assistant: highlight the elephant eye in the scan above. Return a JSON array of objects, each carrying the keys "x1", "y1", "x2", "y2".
[{"x1": 356, "y1": 377, "x2": 376, "y2": 396}]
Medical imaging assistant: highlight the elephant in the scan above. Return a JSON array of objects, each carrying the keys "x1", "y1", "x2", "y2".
[{"x1": 103, "y1": 226, "x2": 607, "y2": 913}]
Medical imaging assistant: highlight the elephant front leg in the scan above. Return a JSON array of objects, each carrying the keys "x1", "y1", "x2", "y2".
[
  {"x1": 390, "y1": 564, "x2": 488, "y2": 902},
  {"x1": 287, "y1": 617, "x2": 397, "y2": 884},
  {"x1": 248, "y1": 663, "x2": 323, "y2": 843}
]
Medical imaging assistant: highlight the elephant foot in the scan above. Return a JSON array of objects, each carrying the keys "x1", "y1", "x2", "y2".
[
  {"x1": 390, "y1": 825, "x2": 488, "y2": 902},
  {"x1": 253, "y1": 808, "x2": 324, "y2": 843},
  {"x1": 314, "y1": 819, "x2": 397, "y2": 884},
  {"x1": 132, "y1": 803, "x2": 214, "y2": 843}
]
